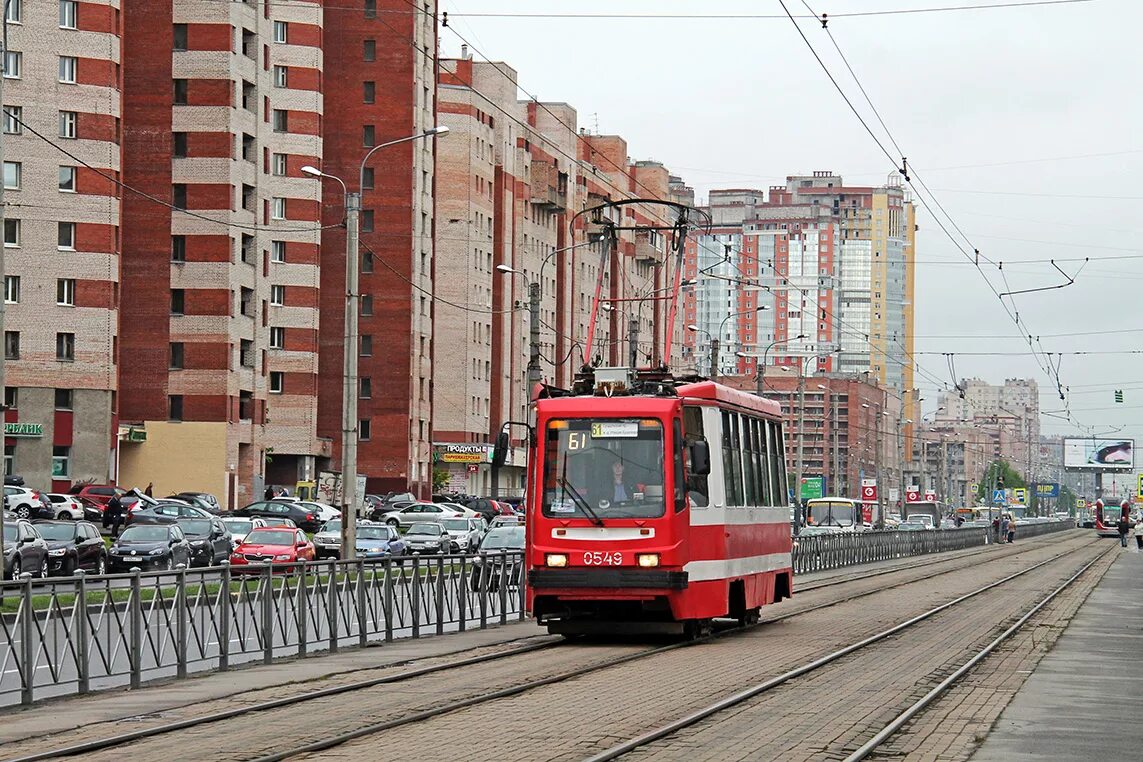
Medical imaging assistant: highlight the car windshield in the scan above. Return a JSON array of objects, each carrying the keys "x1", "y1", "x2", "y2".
[
  {"x1": 542, "y1": 418, "x2": 666, "y2": 520},
  {"x1": 179, "y1": 519, "x2": 212, "y2": 535},
  {"x1": 440, "y1": 519, "x2": 470, "y2": 531},
  {"x1": 223, "y1": 520, "x2": 253, "y2": 535},
  {"x1": 357, "y1": 526, "x2": 388, "y2": 540},
  {"x1": 3, "y1": 524, "x2": 17, "y2": 542},
  {"x1": 321, "y1": 520, "x2": 342, "y2": 533},
  {"x1": 35, "y1": 524, "x2": 77, "y2": 541},
  {"x1": 119, "y1": 526, "x2": 169, "y2": 542},
  {"x1": 806, "y1": 500, "x2": 857, "y2": 527},
  {"x1": 408, "y1": 523, "x2": 442, "y2": 536},
  {"x1": 264, "y1": 519, "x2": 295, "y2": 527},
  {"x1": 480, "y1": 527, "x2": 525, "y2": 550},
  {"x1": 245, "y1": 530, "x2": 295, "y2": 546}
]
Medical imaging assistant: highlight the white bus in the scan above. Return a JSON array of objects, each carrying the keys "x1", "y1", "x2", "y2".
[{"x1": 804, "y1": 497, "x2": 866, "y2": 533}]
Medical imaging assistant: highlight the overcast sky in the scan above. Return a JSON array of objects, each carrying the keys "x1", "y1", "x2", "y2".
[{"x1": 439, "y1": 0, "x2": 1141, "y2": 441}]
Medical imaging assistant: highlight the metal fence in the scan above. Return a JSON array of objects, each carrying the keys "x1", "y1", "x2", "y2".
[
  {"x1": 792, "y1": 520, "x2": 1076, "y2": 574},
  {"x1": 0, "y1": 553, "x2": 524, "y2": 706}
]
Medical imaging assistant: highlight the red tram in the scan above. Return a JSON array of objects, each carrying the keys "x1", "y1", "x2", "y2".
[
  {"x1": 1093, "y1": 498, "x2": 1129, "y2": 538},
  {"x1": 524, "y1": 373, "x2": 793, "y2": 637}
]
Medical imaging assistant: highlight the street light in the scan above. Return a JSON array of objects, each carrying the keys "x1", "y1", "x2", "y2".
[
  {"x1": 687, "y1": 306, "x2": 769, "y2": 378},
  {"x1": 301, "y1": 125, "x2": 448, "y2": 562}
]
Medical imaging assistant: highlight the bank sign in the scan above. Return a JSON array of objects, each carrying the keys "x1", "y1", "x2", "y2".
[
  {"x1": 1033, "y1": 482, "x2": 1060, "y2": 498},
  {"x1": 434, "y1": 443, "x2": 491, "y2": 464},
  {"x1": 4, "y1": 422, "x2": 43, "y2": 438}
]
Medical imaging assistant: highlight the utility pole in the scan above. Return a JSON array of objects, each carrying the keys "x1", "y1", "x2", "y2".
[
  {"x1": 628, "y1": 315, "x2": 639, "y2": 370},
  {"x1": 340, "y1": 188, "x2": 361, "y2": 561},
  {"x1": 528, "y1": 280, "x2": 542, "y2": 388},
  {"x1": 897, "y1": 417, "x2": 906, "y2": 516},
  {"x1": 0, "y1": 3, "x2": 9, "y2": 557},
  {"x1": 709, "y1": 337, "x2": 720, "y2": 378},
  {"x1": 875, "y1": 404, "x2": 884, "y2": 528},
  {"x1": 794, "y1": 361, "x2": 806, "y2": 533},
  {"x1": 831, "y1": 390, "x2": 841, "y2": 497}
]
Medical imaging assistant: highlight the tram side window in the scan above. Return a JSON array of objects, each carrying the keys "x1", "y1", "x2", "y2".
[
  {"x1": 742, "y1": 415, "x2": 757, "y2": 506},
  {"x1": 751, "y1": 417, "x2": 769, "y2": 506},
  {"x1": 769, "y1": 420, "x2": 788, "y2": 504},
  {"x1": 683, "y1": 405, "x2": 708, "y2": 507},
  {"x1": 722, "y1": 411, "x2": 742, "y2": 507},
  {"x1": 672, "y1": 419, "x2": 686, "y2": 512}
]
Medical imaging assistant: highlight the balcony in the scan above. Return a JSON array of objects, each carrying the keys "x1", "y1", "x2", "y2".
[{"x1": 528, "y1": 162, "x2": 567, "y2": 212}]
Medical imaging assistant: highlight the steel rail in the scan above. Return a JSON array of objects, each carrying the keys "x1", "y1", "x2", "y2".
[
  {"x1": 842, "y1": 546, "x2": 1112, "y2": 761},
  {"x1": 582, "y1": 541, "x2": 1108, "y2": 762}
]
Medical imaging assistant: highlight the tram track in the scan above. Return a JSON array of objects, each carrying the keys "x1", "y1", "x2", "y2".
[{"x1": 3, "y1": 532, "x2": 1095, "y2": 762}]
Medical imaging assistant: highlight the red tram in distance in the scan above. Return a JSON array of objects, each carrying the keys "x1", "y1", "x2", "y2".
[
  {"x1": 524, "y1": 371, "x2": 793, "y2": 637},
  {"x1": 1093, "y1": 498, "x2": 1130, "y2": 538}
]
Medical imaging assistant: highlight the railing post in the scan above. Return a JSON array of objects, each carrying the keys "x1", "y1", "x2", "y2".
[
  {"x1": 411, "y1": 556, "x2": 421, "y2": 639},
  {"x1": 383, "y1": 561, "x2": 394, "y2": 643},
  {"x1": 479, "y1": 560, "x2": 489, "y2": 629},
  {"x1": 435, "y1": 556, "x2": 445, "y2": 636},
  {"x1": 129, "y1": 568, "x2": 142, "y2": 690},
  {"x1": 75, "y1": 569, "x2": 89, "y2": 694},
  {"x1": 458, "y1": 557, "x2": 467, "y2": 632},
  {"x1": 218, "y1": 561, "x2": 231, "y2": 672},
  {"x1": 298, "y1": 561, "x2": 308, "y2": 658},
  {"x1": 328, "y1": 561, "x2": 339, "y2": 653},
  {"x1": 261, "y1": 564, "x2": 273, "y2": 665},
  {"x1": 499, "y1": 552, "x2": 508, "y2": 626},
  {"x1": 19, "y1": 574, "x2": 34, "y2": 705},
  {"x1": 357, "y1": 560, "x2": 367, "y2": 646},
  {"x1": 517, "y1": 552, "x2": 526, "y2": 621},
  {"x1": 175, "y1": 566, "x2": 188, "y2": 680}
]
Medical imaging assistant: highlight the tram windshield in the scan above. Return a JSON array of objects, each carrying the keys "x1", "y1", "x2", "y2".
[
  {"x1": 806, "y1": 500, "x2": 858, "y2": 528},
  {"x1": 542, "y1": 418, "x2": 666, "y2": 520}
]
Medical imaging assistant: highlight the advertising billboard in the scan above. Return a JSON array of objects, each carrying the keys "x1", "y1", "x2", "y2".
[{"x1": 1063, "y1": 438, "x2": 1134, "y2": 470}]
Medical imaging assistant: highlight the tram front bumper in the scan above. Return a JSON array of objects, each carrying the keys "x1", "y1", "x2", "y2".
[{"x1": 528, "y1": 568, "x2": 689, "y2": 590}]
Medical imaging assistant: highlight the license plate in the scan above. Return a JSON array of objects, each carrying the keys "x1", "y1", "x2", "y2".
[{"x1": 583, "y1": 551, "x2": 623, "y2": 566}]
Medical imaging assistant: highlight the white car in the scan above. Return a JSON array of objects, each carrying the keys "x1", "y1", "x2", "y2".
[
  {"x1": 437, "y1": 502, "x2": 481, "y2": 519},
  {"x1": 438, "y1": 516, "x2": 485, "y2": 553},
  {"x1": 220, "y1": 516, "x2": 269, "y2": 550},
  {"x1": 381, "y1": 502, "x2": 463, "y2": 528},
  {"x1": 293, "y1": 501, "x2": 340, "y2": 524},
  {"x1": 47, "y1": 493, "x2": 85, "y2": 520}
]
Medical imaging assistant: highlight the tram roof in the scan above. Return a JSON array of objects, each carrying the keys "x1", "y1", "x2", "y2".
[{"x1": 677, "y1": 381, "x2": 782, "y2": 417}]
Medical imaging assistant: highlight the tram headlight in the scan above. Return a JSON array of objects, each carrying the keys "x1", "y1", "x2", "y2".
[
  {"x1": 636, "y1": 553, "x2": 660, "y2": 568},
  {"x1": 545, "y1": 553, "x2": 568, "y2": 567}
]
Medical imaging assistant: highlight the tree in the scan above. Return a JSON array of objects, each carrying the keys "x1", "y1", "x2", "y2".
[
  {"x1": 974, "y1": 459, "x2": 1027, "y2": 503},
  {"x1": 1059, "y1": 484, "x2": 1078, "y2": 516},
  {"x1": 431, "y1": 467, "x2": 450, "y2": 493}
]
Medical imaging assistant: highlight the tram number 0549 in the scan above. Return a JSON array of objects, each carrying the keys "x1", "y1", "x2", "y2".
[{"x1": 583, "y1": 551, "x2": 623, "y2": 566}]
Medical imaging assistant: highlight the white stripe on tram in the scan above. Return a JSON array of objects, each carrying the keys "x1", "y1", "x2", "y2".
[
  {"x1": 689, "y1": 504, "x2": 790, "y2": 526},
  {"x1": 684, "y1": 552, "x2": 792, "y2": 582}
]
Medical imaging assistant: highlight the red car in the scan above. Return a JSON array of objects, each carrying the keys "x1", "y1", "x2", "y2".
[
  {"x1": 229, "y1": 527, "x2": 315, "y2": 572},
  {"x1": 68, "y1": 484, "x2": 127, "y2": 517}
]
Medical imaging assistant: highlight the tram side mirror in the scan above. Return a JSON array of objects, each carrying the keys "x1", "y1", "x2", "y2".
[
  {"x1": 491, "y1": 431, "x2": 510, "y2": 469},
  {"x1": 689, "y1": 440, "x2": 711, "y2": 476}
]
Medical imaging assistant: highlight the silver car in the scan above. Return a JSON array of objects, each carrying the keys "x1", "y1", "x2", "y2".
[
  {"x1": 438, "y1": 517, "x2": 484, "y2": 553},
  {"x1": 220, "y1": 516, "x2": 269, "y2": 550},
  {"x1": 381, "y1": 502, "x2": 462, "y2": 528},
  {"x1": 403, "y1": 522, "x2": 451, "y2": 554}
]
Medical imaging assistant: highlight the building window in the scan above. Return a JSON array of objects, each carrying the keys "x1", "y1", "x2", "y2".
[
  {"x1": 269, "y1": 371, "x2": 284, "y2": 394},
  {"x1": 360, "y1": 335, "x2": 372, "y2": 356},
  {"x1": 269, "y1": 326, "x2": 284, "y2": 349},
  {"x1": 363, "y1": 125, "x2": 375, "y2": 147},
  {"x1": 3, "y1": 387, "x2": 15, "y2": 409},
  {"x1": 271, "y1": 197, "x2": 286, "y2": 219},
  {"x1": 58, "y1": 110, "x2": 76, "y2": 138},
  {"x1": 52, "y1": 446, "x2": 70, "y2": 479},
  {"x1": 270, "y1": 240, "x2": 285, "y2": 262},
  {"x1": 359, "y1": 418, "x2": 371, "y2": 441},
  {"x1": 240, "y1": 339, "x2": 253, "y2": 367},
  {"x1": 173, "y1": 23, "x2": 188, "y2": 50},
  {"x1": 173, "y1": 184, "x2": 187, "y2": 208},
  {"x1": 58, "y1": 56, "x2": 77, "y2": 83},
  {"x1": 273, "y1": 65, "x2": 288, "y2": 88},
  {"x1": 363, "y1": 39, "x2": 376, "y2": 61},
  {"x1": 173, "y1": 132, "x2": 187, "y2": 158},
  {"x1": 171, "y1": 288, "x2": 185, "y2": 314},
  {"x1": 272, "y1": 109, "x2": 287, "y2": 132},
  {"x1": 55, "y1": 388, "x2": 73, "y2": 410},
  {"x1": 3, "y1": 161, "x2": 20, "y2": 190},
  {"x1": 4, "y1": 51, "x2": 21, "y2": 79},
  {"x1": 56, "y1": 332, "x2": 75, "y2": 361},
  {"x1": 3, "y1": 219, "x2": 18, "y2": 247},
  {"x1": 363, "y1": 81, "x2": 375, "y2": 104},
  {"x1": 5, "y1": 0, "x2": 20, "y2": 23},
  {"x1": 3, "y1": 331, "x2": 17, "y2": 360},
  {"x1": 172, "y1": 235, "x2": 186, "y2": 262},
  {"x1": 361, "y1": 250, "x2": 373, "y2": 273},
  {"x1": 59, "y1": 0, "x2": 77, "y2": 28},
  {"x1": 170, "y1": 341, "x2": 184, "y2": 369},
  {"x1": 360, "y1": 294, "x2": 373, "y2": 316},
  {"x1": 58, "y1": 165, "x2": 77, "y2": 192},
  {"x1": 3, "y1": 444, "x2": 12, "y2": 476},
  {"x1": 361, "y1": 210, "x2": 374, "y2": 232},
  {"x1": 173, "y1": 79, "x2": 188, "y2": 105},
  {"x1": 359, "y1": 377, "x2": 372, "y2": 399},
  {"x1": 272, "y1": 153, "x2": 287, "y2": 176},
  {"x1": 58, "y1": 222, "x2": 76, "y2": 249},
  {"x1": 273, "y1": 20, "x2": 287, "y2": 43},
  {"x1": 269, "y1": 285, "x2": 284, "y2": 306},
  {"x1": 168, "y1": 395, "x2": 183, "y2": 421},
  {"x1": 56, "y1": 278, "x2": 76, "y2": 306},
  {"x1": 4, "y1": 104, "x2": 22, "y2": 134},
  {"x1": 239, "y1": 286, "x2": 253, "y2": 314},
  {"x1": 364, "y1": 0, "x2": 376, "y2": 19},
  {"x1": 4, "y1": 275, "x2": 17, "y2": 304},
  {"x1": 362, "y1": 167, "x2": 374, "y2": 190}
]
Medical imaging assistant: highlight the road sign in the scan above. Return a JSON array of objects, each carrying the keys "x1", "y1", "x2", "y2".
[
  {"x1": 1138, "y1": 474, "x2": 1143, "y2": 499},
  {"x1": 1014, "y1": 488, "x2": 1027, "y2": 504},
  {"x1": 1076, "y1": 497, "x2": 1085, "y2": 509},
  {"x1": 970, "y1": 482, "x2": 978, "y2": 495},
  {"x1": 924, "y1": 489, "x2": 937, "y2": 501},
  {"x1": 1033, "y1": 482, "x2": 1059, "y2": 498},
  {"x1": 799, "y1": 476, "x2": 825, "y2": 500},
  {"x1": 905, "y1": 488, "x2": 920, "y2": 503},
  {"x1": 860, "y1": 478, "x2": 878, "y2": 503},
  {"x1": 992, "y1": 489, "x2": 1006, "y2": 504}
]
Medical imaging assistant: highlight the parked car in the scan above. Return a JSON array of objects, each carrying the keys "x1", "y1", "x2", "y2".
[
  {"x1": 220, "y1": 516, "x2": 269, "y2": 550},
  {"x1": 260, "y1": 517, "x2": 299, "y2": 530},
  {"x1": 438, "y1": 516, "x2": 485, "y2": 553},
  {"x1": 175, "y1": 517, "x2": 232, "y2": 567},
  {"x1": 488, "y1": 515, "x2": 524, "y2": 530},
  {"x1": 380, "y1": 502, "x2": 462, "y2": 528},
  {"x1": 3, "y1": 519, "x2": 49, "y2": 579},
  {"x1": 126, "y1": 500, "x2": 212, "y2": 526},
  {"x1": 34, "y1": 520, "x2": 107, "y2": 576},
  {"x1": 354, "y1": 523, "x2": 407, "y2": 559},
  {"x1": 107, "y1": 524, "x2": 192, "y2": 572},
  {"x1": 312, "y1": 519, "x2": 343, "y2": 559},
  {"x1": 897, "y1": 521, "x2": 929, "y2": 532},
  {"x1": 471, "y1": 526, "x2": 525, "y2": 591},
  {"x1": 5, "y1": 486, "x2": 53, "y2": 520},
  {"x1": 403, "y1": 522, "x2": 451, "y2": 554},
  {"x1": 465, "y1": 498, "x2": 517, "y2": 523},
  {"x1": 293, "y1": 500, "x2": 340, "y2": 524},
  {"x1": 46, "y1": 493, "x2": 85, "y2": 520},
  {"x1": 166, "y1": 493, "x2": 222, "y2": 515},
  {"x1": 231, "y1": 501, "x2": 323, "y2": 532},
  {"x1": 229, "y1": 527, "x2": 315, "y2": 573},
  {"x1": 67, "y1": 484, "x2": 126, "y2": 514}
]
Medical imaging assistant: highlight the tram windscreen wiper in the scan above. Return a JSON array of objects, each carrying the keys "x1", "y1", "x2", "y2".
[{"x1": 558, "y1": 464, "x2": 604, "y2": 527}]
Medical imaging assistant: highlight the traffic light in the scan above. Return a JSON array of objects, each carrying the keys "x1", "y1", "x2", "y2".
[
  {"x1": 995, "y1": 474, "x2": 1004, "y2": 491},
  {"x1": 1115, "y1": 389, "x2": 1124, "y2": 403}
]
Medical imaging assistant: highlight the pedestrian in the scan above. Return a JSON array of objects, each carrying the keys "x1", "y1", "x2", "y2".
[
  {"x1": 106, "y1": 493, "x2": 125, "y2": 539},
  {"x1": 1007, "y1": 515, "x2": 1016, "y2": 544},
  {"x1": 1117, "y1": 512, "x2": 1130, "y2": 548},
  {"x1": 144, "y1": 482, "x2": 153, "y2": 498},
  {"x1": 999, "y1": 514, "x2": 1009, "y2": 542},
  {"x1": 264, "y1": 484, "x2": 275, "y2": 500}
]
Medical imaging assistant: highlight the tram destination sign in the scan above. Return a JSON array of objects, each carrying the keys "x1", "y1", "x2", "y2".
[{"x1": 4, "y1": 422, "x2": 43, "y2": 438}]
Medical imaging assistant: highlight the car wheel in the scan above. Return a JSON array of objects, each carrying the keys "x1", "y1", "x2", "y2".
[
  {"x1": 15, "y1": 504, "x2": 30, "y2": 519},
  {"x1": 386, "y1": 518, "x2": 399, "y2": 527},
  {"x1": 9, "y1": 557, "x2": 20, "y2": 579}
]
